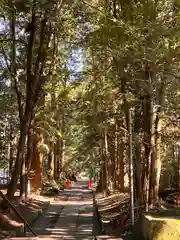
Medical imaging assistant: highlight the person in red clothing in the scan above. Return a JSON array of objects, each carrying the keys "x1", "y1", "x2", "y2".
[
  {"x1": 66, "y1": 179, "x2": 70, "y2": 189},
  {"x1": 88, "y1": 178, "x2": 92, "y2": 188}
]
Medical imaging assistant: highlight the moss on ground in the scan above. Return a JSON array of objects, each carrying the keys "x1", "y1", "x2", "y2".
[{"x1": 142, "y1": 215, "x2": 180, "y2": 240}]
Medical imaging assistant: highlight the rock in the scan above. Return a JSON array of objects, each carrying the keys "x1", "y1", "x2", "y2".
[{"x1": 138, "y1": 214, "x2": 180, "y2": 240}]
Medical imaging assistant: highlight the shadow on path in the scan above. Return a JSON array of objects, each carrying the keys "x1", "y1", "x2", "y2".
[
  {"x1": 50, "y1": 180, "x2": 101, "y2": 239},
  {"x1": 28, "y1": 180, "x2": 102, "y2": 239}
]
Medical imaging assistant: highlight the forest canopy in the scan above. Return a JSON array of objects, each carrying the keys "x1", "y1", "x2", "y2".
[{"x1": 0, "y1": 0, "x2": 179, "y2": 213}]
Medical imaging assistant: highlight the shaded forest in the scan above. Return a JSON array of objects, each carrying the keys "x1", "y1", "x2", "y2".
[{"x1": 0, "y1": 0, "x2": 179, "y2": 225}]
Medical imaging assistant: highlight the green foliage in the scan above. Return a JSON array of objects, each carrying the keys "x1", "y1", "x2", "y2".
[
  {"x1": 0, "y1": 0, "x2": 179, "y2": 192},
  {"x1": 65, "y1": 0, "x2": 180, "y2": 188}
]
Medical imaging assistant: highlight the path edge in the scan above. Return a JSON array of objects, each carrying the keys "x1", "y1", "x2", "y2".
[{"x1": 92, "y1": 190, "x2": 105, "y2": 235}]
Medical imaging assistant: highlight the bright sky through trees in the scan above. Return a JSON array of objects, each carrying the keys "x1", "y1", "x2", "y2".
[{"x1": 67, "y1": 48, "x2": 85, "y2": 81}]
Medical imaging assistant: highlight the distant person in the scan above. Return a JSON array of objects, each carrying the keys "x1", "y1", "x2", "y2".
[
  {"x1": 71, "y1": 174, "x2": 77, "y2": 182},
  {"x1": 88, "y1": 178, "x2": 92, "y2": 188}
]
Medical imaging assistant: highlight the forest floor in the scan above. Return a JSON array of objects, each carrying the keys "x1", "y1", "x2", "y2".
[{"x1": 0, "y1": 189, "x2": 52, "y2": 238}]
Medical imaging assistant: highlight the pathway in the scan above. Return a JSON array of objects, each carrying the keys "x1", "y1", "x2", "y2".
[{"x1": 28, "y1": 180, "x2": 102, "y2": 239}]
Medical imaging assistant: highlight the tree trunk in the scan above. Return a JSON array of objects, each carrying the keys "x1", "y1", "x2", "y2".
[
  {"x1": 143, "y1": 95, "x2": 153, "y2": 211},
  {"x1": 154, "y1": 119, "x2": 162, "y2": 200},
  {"x1": 28, "y1": 92, "x2": 45, "y2": 192},
  {"x1": 54, "y1": 142, "x2": 57, "y2": 180},
  {"x1": 55, "y1": 113, "x2": 65, "y2": 180},
  {"x1": 48, "y1": 138, "x2": 55, "y2": 180},
  {"x1": 20, "y1": 117, "x2": 35, "y2": 199},
  {"x1": 6, "y1": 119, "x2": 29, "y2": 199},
  {"x1": 98, "y1": 167, "x2": 103, "y2": 192},
  {"x1": 20, "y1": 158, "x2": 27, "y2": 200},
  {"x1": 149, "y1": 78, "x2": 165, "y2": 203},
  {"x1": 59, "y1": 138, "x2": 65, "y2": 174},
  {"x1": 150, "y1": 109, "x2": 163, "y2": 202},
  {"x1": 108, "y1": 126, "x2": 115, "y2": 191},
  {"x1": 9, "y1": 127, "x2": 16, "y2": 176},
  {"x1": 99, "y1": 137, "x2": 108, "y2": 193},
  {"x1": 55, "y1": 136, "x2": 65, "y2": 180},
  {"x1": 99, "y1": 163, "x2": 106, "y2": 193},
  {"x1": 116, "y1": 118, "x2": 125, "y2": 191},
  {"x1": 29, "y1": 127, "x2": 44, "y2": 192},
  {"x1": 177, "y1": 146, "x2": 180, "y2": 192},
  {"x1": 104, "y1": 126, "x2": 109, "y2": 194},
  {"x1": 26, "y1": 128, "x2": 34, "y2": 172},
  {"x1": 55, "y1": 137, "x2": 61, "y2": 180},
  {"x1": 118, "y1": 142, "x2": 125, "y2": 191},
  {"x1": 114, "y1": 122, "x2": 118, "y2": 189},
  {"x1": 134, "y1": 105, "x2": 143, "y2": 203}
]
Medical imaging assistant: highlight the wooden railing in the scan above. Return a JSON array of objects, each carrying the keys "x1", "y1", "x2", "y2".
[{"x1": 0, "y1": 191, "x2": 36, "y2": 237}]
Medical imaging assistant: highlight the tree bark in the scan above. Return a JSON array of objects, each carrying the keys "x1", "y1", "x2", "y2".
[
  {"x1": 149, "y1": 75, "x2": 166, "y2": 203},
  {"x1": 104, "y1": 125, "x2": 109, "y2": 194},
  {"x1": 48, "y1": 138, "x2": 55, "y2": 180},
  {"x1": 143, "y1": 95, "x2": 153, "y2": 211},
  {"x1": 9, "y1": 127, "x2": 16, "y2": 176},
  {"x1": 29, "y1": 127, "x2": 44, "y2": 192},
  {"x1": 28, "y1": 93, "x2": 45, "y2": 192},
  {"x1": 54, "y1": 142, "x2": 57, "y2": 180},
  {"x1": 117, "y1": 118, "x2": 126, "y2": 192},
  {"x1": 26, "y1": 126, "x2": 34, "y2": 172},
  {"x1": 20, "y1": 157, "x2": 27, "y2": 199},
  {"x1": 6, "y1": 119, "x2": 29, "y2": 199},
  {"x1": 177, "y1": 146, "x2": 180, "y2": 192},
  {"x1": 114, "y1": 122, "x2": 118, "y2": 189},
  {"x1": 55, "y1": 137, "x2": 61, "y2": 180},
  {"x1": 55, "y1": 112, "x2": 65, "y2": 180},
  {"x1": 134, "y1": 105, "x2": 143, "y2": 203},
  {"x1": 99, "y1": 136, "x2": 108, "y2": 193},
  {"x1": 107, "y1": 125, "x2": 115, "y2": 191}
]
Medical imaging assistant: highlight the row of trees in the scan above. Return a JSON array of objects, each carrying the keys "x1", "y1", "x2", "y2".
[
  {"x1": 0, "y1": 0, "x2": 83, "y2": 201},
  {"x1": 71, "y1": 0, "x2": 180, "y2": 209},
  {"x1": 0, "y1": 0, "x2": 179, "y2": 212}
]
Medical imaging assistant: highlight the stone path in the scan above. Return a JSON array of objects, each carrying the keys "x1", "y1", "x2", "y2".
[{"x1": 28, "y1": 180, "x2": 101, "y2": 239}]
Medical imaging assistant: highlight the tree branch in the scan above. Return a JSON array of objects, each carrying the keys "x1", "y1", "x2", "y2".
[
  {"x1": 0, "y1": 38, "x2": 27, "y2": 45},
  {"x1": 34, "y1": 24, "x2": 53, "y2": 105},
  {"x1": 34, "y1": 17, "x2": 47, "y2": 75},
  {"x1": 26, "y1": 2, "x2": 36, "y2": 93},
  {"x1": 1, "y1": 48, "x2": 23, "y2": 120},
  {"x1": 48, "y1": 31, "x2": 56, "y2": 75}
]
